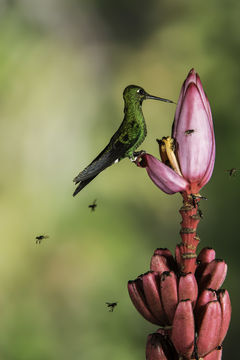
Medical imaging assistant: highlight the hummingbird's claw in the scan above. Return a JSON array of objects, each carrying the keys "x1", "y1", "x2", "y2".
[
  {"x1": 133, "y1": 150, "x2": 146, "y2": 157},
  {"x1": 131, "y1": 150, "x2": 146, "y2": 164}
]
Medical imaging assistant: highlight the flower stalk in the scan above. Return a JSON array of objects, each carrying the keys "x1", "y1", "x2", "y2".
[
  {"x1": 177, "y1": 196, "x2": 201, "y2": 273},
  {"x1": 128, "y1": 69, "x2": 231, "y2": 359}
]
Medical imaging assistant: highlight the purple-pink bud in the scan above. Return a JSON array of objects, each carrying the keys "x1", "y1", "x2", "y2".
[
  {"x1": 136, "y1": 69, "x2": 215, "y2": 195},
  {"x1": 172, "y1": 69, "x2": 215, "y2": 193}
]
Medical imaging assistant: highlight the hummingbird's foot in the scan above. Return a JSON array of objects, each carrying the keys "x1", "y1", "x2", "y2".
[
  {"x1": 133, "y1": 150, "x2": 146, "y2": 158},
  {"x1": 131, "y1": 150, "x2": 146, "y2": 164}
]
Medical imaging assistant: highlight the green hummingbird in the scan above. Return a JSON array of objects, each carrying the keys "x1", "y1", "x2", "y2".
[{"x1": 73, "y1": 85, "x2": 173, "y2": 196}]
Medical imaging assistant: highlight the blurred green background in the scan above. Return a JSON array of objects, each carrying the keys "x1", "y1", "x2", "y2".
[{"x1": 0, "y1": 0, "x2": 239, "y2": 359}]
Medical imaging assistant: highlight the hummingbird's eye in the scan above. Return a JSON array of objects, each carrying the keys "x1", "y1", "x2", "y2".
[{"x1": 137, "y1": 88, "x2": 145, "y2": 95}]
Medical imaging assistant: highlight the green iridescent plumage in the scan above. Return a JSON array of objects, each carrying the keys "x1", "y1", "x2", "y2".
[{"x1": 73, "y1": 85, "x2": 173, "y2": 196}]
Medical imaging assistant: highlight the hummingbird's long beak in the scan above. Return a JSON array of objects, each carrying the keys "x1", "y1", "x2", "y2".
[{"x1": 146, "y1": 94, "x2": 175, "y2": 104}]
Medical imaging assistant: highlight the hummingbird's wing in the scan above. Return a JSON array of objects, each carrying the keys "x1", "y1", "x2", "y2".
[
  {"x1": 73, "y1": 139, "x2": 134, "y2": 196},
  {"x1": 73, "y1": 116, "x2": 143, "y2": 196},
  {"x1": 73, "y1": 144, "x2": 117, "y2": 183}
]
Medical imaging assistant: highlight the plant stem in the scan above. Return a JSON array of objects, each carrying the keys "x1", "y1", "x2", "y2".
[{"x1": 176, "y1": 193, "x2": 202, "y2": 273}]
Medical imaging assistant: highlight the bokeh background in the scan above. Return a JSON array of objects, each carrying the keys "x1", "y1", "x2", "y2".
[{"x1": 0, "y1": 0, "x2": 239, "y2": 359}]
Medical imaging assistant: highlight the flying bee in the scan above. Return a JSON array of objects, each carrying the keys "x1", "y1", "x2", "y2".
[
  {"x1": 225, "y1": 168, "x2": 240, "y2": 177},
  {"x1": 35, "y1": 234, "x2": 49, "y2": 244},
  {"x1": 185, "y1": 129, "x2": 195, "y2": 135},
  {"x1": 88, "y1": 199, "x2": 97, "y2": 212},
  {"x1": 105, "y1": 302, "x2": 118, "y2": 312}
]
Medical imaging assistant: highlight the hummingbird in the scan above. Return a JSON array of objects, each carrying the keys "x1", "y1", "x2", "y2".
[{"x1": 73, "y1": 85, "x2": 174, "y2": 196}]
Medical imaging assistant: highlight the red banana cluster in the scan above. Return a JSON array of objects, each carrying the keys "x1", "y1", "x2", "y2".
[{"x1": 128, "y1": 247, "x2": 231, "y2": 359}]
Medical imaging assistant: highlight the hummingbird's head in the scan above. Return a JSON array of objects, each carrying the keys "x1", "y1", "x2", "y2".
[{"x1": 123, "y1": 85, "x2": 174, "y2": 105}]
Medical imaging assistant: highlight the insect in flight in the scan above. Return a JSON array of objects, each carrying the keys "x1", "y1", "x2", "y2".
[
  {"x1": 88, "y1": 199, "x2": 97, "y2": 212},
  {"x1": 35, "y1": 234, "x2": 49, "y2": 244},
  {"x1": 225, "y1": 168, "x2": 240, "y2": 177},
  {"x1": 105, "y1": 302, "x2": 118, "y2": 312}
]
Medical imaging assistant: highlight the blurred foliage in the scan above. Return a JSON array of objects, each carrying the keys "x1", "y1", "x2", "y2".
[{"x1": 0, "y1": 0, "x2": 239, "y2": 358}]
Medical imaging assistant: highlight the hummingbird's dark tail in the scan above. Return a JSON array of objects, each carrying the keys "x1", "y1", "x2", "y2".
[
  {"x1": 73, "y1": 175, "x2": 98, "y2": 196},
  {"x1": 73, "y1": 134, "x2": 129, "y2": 196},
  {"x1": 72, "y1": 144, "x2": 119, "y2": 196}
]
